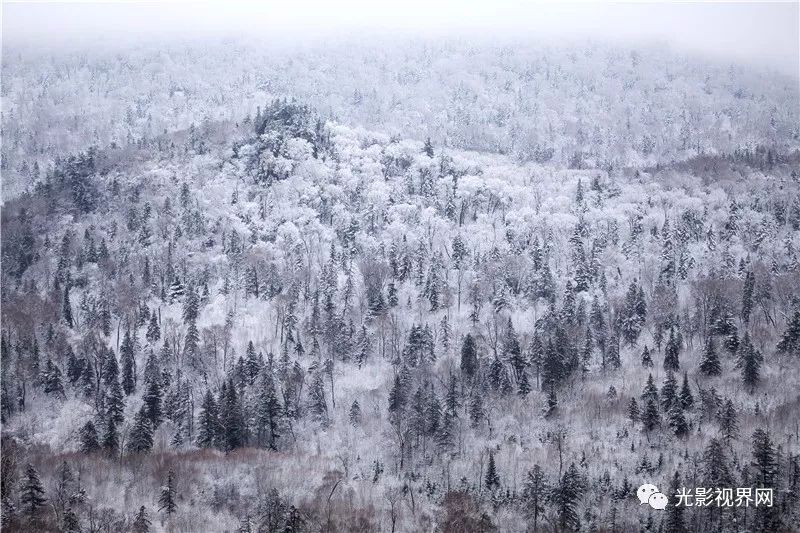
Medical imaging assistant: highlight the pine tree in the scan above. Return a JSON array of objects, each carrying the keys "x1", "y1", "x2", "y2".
[
  {"x1": 43, "y1": 359, "x2": 65, "y2": 398},
  {"x1": 699, "y1": 336, "x2": 721, "y2": 376},
  {"x1": 642, "y1": 398, "x2": 660, "y2": 433},
  {"x1": 678, "y1": 373, "x2": 693, "y2": 410},
  {"x1": 628, "y1": 397, "x2": 640, "y2": 423},
  {"x1": 641, "y1": 345, "x2": 653, "y2": 368},
  {"x1": 103, "y1": 416, "x2": 119, "y2": 456},
  {"x1": 668, "y1": 400, "x2": 689, "y2": 438},
  {"x1": 522, "y1": 464, "x2": 548, "y2": 532},
  {"x1": 79, "y1": 421, "x2": 100, "y2": 453},
  {"x1": 308, "y1": 372, "x2": 328, "y2": 427},
  {"x1": 485, "y1": 452, "x2": 500, "y2": 491},
  {"x1": 776, "y1": 310, "x2": 800, "y2": 357},
  {"x1": 139, "y1": 376, "x2": 162, "y2": 432},
  {"x1": 105, "y1": 377, "x2": 125, "y2": 425},
  {"x1": 717, "y1": 398, "x2": 739, "y2": 442},
  {"x1": 20, "y1": 464, "x2": 47, "y2": 518},
  {"x1": 256, "y1": 371, "x2": 282, "y2": 450},
  {"x1": 146, "y1": 313, "x2": 161, "y2": 344},
  {"x1": 702, "y1": 438, "x2": 733, "y2": 488},
  {"x1": 63, "y1": 507, "x2": 80, "y2": 532},
  {"x1": 220, "y1": 379, "x2": 245, "y2": 451},
  {"x1": 196, "y1": 389, "x2": 221, "y2": 449},
  {"x1": 737, "y1": 333, "x2": 762, "y2": 392},
  {"x1": 349, "y1": 400, "x2": 362, "y2": 427},
  {"x1": 664, "y1": 471, "x2": 685, "y2": 533},
  {"x1": 158, "y1": 470, "x2": 178, "y2": 516},
  {"x1": 120, "y1": 329, "x2": 137, "y2": 395},
  {"x1": 552, "y1": 463, "x2": 582, "y2": 532},
  {"x1": 663, "y1": 326, "x2": 681, "y2": 371},
  {"x1": 132, "y1": 506, "x2": 151, "y2": 533},
  {"x1": 661, "y1": 371, "x2": 678, "y2": 412},
  {"x1": 63, "y1": 288, "x2": 74, "y2": 328},
  {"x1": 460, "y1": 334, "x2": 478, "y2": 380},
  {"x1": 127, "y1": 406, "x2": 154, "y2": 454}
]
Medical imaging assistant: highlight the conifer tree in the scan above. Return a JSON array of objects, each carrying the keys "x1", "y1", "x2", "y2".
[
  {"x1": 349, "y1": 400, "x2": 362, "y2": 427},
  {"x1": 146, "y1": 313, "x2": 161, "y2": 344},
  {"x1": 668, "y1": 400, "x2": 689, "y2": 438},
  {"x1": 776, "y1": 310, "x2": 800, "y2": 357},
  {"x1": 717, "y1": 398, "x2": 739, "y2": 442},
  {"x1": 664, "y1": 326, "x2": 681, "y2": 371},
  {"x1": 641, "y1": 345, "x2": 653, "y2": 368},
  {"x1": 256, "y1": 371, "x2": 282, "y2": 450},
  {"x1": 127, "y1": 406, "x2": 154, "y2": 454},
  {"x1": 79, "y1": 420, "x2": 100, "y2": 453},
  {"x1": 460, "y1": 334, "x2": 478, "y2": 380},
  {"x1": 141, "y1": 375, "x2": 163, "y2": 431},
  {"x1": 220, "y1": 379, "x2": 245, "y2": 451},
  {"x1": 20, "y1": 464, "x2": 46, "y2": 518},
  {"x1": 120, "y1": 329, "x2": 137, "y2": 395},
  {"x1": 158, "y1": 470, "x2": 178, "y2": 516},
  {"x1": 196, "y1": 389, "x2": 221, "y2": 449},
  {"x1": 552, "y1": 463, "x2": 582, "y2": 532},
  {"x1": 678, "y1": 373, "x2": 693, "y2": 410},
  {"x1": 43, "y1": 359, "x2": 65, "y2": 398},
  {"x1": 699, "y1": 336, "x2": 721, "y2": 376},
  {"x1": 522, "y1": 464, "x2": 548, "y2": 532},
  {"x1": 628, "y1": 397, "x2": 640, "y2": 423},
  {"x1": 132, "y1": 506, "x2": 151, "y2": 533},
  {"x1": 105, "y1": 376, "x2": 125, "y2": 425},
  {"x1": 485, "y1": 452, "x2": 500, "y2": 491},
  {"x1": 664, "y1": 471, "x2": 685, "y2": 533},
  {"x1": 737, "y1": 333, "x2": 762, "y2": 392},
  {"x1": 103, "y1": 416, "x2": 119, "y2": 457},
  {"x1": 660, "y1": 371, "x2": 678, "y2": 412},
  {"x1": 702, "y1": 438, "x2": 733, "y2": 488}
]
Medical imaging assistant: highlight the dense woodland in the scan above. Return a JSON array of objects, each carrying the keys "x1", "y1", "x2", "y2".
[{"x1": 1, "y1": 38, "x2": 800, "y2": 533}]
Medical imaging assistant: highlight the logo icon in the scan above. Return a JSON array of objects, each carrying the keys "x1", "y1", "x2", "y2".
[{"x1": 637, "y1": 484, "x2": 667, "y2": 510}]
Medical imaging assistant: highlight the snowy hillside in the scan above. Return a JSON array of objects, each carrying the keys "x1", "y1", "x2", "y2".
[{"x1": 2, "y1": 90, "x2": 800, "y2": 532}]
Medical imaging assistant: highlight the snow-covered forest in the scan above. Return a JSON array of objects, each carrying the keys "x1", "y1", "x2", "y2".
[{"x1": 2, "y1": 23, "x2": 800, "y2": 533}]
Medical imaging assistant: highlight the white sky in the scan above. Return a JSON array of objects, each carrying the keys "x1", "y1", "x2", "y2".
[{"x1": 2, "y1": 1, "x2": 799, "y2": 77}]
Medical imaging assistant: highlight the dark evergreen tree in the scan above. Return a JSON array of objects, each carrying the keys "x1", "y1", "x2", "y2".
[
  {"x1": 43, "y1": 359, "x2": 65, "y2": 398},
  {"x1": 776, "y1": 310, "x2": 800, "y2": 357},
  {"x1": 220, "y1": 380, "x2": 246, "y2": 451},
  {"x1": 146, "y1": 313, "x2": 161, "y2": 344},
  {"x1": 717, "y1": 398, "x2": 739, "y2": 442},
  {"x1": 485, "y1": 452, "x2": 500, "y2": 491},
  {"x1": 737, "y1": 333, "x2": 762, "y2": 392},
  {"x1": 522, "y1": 464, "x2": 548, "y2": 532},
  {"x1": 663, "y1": 326, "x2": 681, "y2": 371},
  {"x1": 158, "y1": 470, "x2": 178, "y2": 516},
  {"x1": 460, "y1": 333, "x2": 478, "y2": 380},
  {"x1": 349, "y1": 400, "x2": 362, "y2": 427},
  {"x1": 105, "y1": 377, "x2": 125, "y2": 425},
  {"x1": 102, "y1": 416, "x2": 119, "y2": 457},
  {"x1": 127, "y1": 406, "x2": 154, "y2": 454},
  {"x1": 552, "y1": 463, "x2": 582, "y2": 532},
  {"x1": 142, "y1": 372, "x2": 163, "y2": 429},
  {"x1": 256, "y1": 371, "x2": 282, "y2": 450},
  {"x1": 20, "y1": 464, "x2": 46, "y2": 518},
  {"x1": 678, "y1": 373, "x2": 693, "y2": 410},
  {"x1": 63, "y1": 287, "x2": 74, "y2": 328},
  {"x1": 664, "y1": 471, "x2": 685, "y2": 533},
  {"x1": 132, "y1": 506, "x2": 151, "y2": 533},
  {"x1": 79, "y1": 420, "x2": 100, "y2": 453},
  {"x1": 628, "y1": 397, "x2": 640, "y2": 423},
  {"x1": 699, "y1": 336, "x2": 721, "y2": 376},
  {"x1": 120, "y1": 329, "x2": 137, "y2": 395},
  {"x1": 196, "y1": 389, "x2": 221, "y2": 449},
  {"x1": 641, "y1": 345, "x2": 653, "y2": 368}
]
